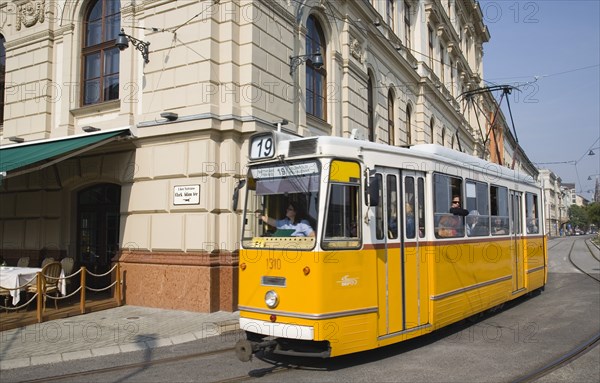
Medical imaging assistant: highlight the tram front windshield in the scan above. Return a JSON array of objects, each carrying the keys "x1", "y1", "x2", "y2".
[{"x1": 242, "y1": 160, "x2": 320, "y2": 249}]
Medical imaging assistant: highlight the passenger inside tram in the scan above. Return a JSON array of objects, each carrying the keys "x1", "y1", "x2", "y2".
[
  {"x1": 492, "y1": 216, "x2": 508, "y2": 235},
  {"x1": 466, "y1": 210, "x2": 488, "y2": 236},
  {"x1": 438, "y1": 195, "x2": 469, "y2": 237},
  {"x1": 405, "y1": 202, "x2": 415, "y2": 238},
  {"x1": 256, "y1": 201, "x2": 315, "y2": 237}
]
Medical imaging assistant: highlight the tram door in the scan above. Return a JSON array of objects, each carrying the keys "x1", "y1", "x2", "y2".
[
  {"x1": 510, "y1": 191, "x2": 525, "y2": 292},
  {"x1": 402, "y1": 171, "x2": 428, "y2": 330},
  {"x1": 374, "y1": 168, "x2": 424, "y2": 337}
]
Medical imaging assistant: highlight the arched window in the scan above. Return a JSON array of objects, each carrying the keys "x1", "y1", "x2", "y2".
[
  {"x1": 406, "y1": 104, "x2": 412, "y2": 145},
  {"x1": 306, "y1": 15, "x2": 326, "y2": 120},
  {"x1": 82, "y1": 0, "x2": 121, "y2": 106},
  {"x1": 388, "y1": 89, "x2": 395, "y2": 145},
  {"x1": 430, "y1": 117, "x2": 435, "y2": 143},
  {"x1": 1, "y1": 34, "x2": 5, "y2": 125},
  {"x1": 441, "y1": 128, "x2": 446, "y2": 146},
  {"x1": 367, "y1": 74, "x2": 374, "y2": 141}
]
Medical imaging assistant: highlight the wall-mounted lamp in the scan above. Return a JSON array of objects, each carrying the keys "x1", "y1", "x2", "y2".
[
  {"x1": 116, "y1": 28, "x2": 150, "y2": 64},
  {"x1": 289, "y1": 49, "x2": 323, "y2": 75},
  {"x1": 8, "y1": 136, "x2": 24, "y2": 143},
  {"x1": 160, "y1": 112, "x2": 179, "y2": 121},
  {"x1": 588, "y1": 174, "x2": 600, "y2": 181},
  {"x1": 82, "y1": 126, "x2": 100, "y2": 133},
  {"x1": 588, "y1": 147, "x2": 599, "y2": 156}
]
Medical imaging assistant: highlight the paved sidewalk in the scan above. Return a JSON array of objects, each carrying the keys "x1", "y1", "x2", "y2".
[{"x1": 0, "y1": 306, "x2": 239, "y2": 370}]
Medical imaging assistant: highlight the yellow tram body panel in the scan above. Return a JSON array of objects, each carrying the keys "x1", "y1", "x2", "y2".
[
  {"x1": 238, "y1": 235, "x2": 547, "y2": 357},
  {"x1": 239, "y1": 247, "x2": 378, "y2": 315}
]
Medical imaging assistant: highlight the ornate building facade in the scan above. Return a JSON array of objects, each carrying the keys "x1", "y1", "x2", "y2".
[{"x1": 0, "y1": 0, "x2": 536, "y2": 312}]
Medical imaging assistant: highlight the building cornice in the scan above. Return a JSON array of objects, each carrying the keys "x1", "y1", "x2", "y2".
[{"x1": 4, "y1": 29, "x2": 54, "y2": 49}]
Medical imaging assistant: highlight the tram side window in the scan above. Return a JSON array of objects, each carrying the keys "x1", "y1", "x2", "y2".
[
  {"x1": 417, "y1": 177, "x2": 426, "y2": 238},
  {"x1": 465, "y1": 180, "x2": 490, "y2": 237},
  {"x1": 434, "y1": 173, "x2": 465, "y2": 238},
  {"x1": 323, "y1": 183, "x2": 360, "y2": 249},
  {"x1": 375, "y1": 174, "x2": 384, "y2": 240},
  {"x1": 405, "y1": 177, "x2": 416, "y2": 239},
  {"x1": 387, "y1": 175, "x2": 399, "y2": 239},
  {"x1": 490, "y1": 185, "x2": 509, "y2": 236},
  {"x1": 526, "y1": 193, "x2": 540, "y2": 234}
]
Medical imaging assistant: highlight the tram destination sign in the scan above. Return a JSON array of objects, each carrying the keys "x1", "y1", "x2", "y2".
[
  {"x1": 173, "y1": 185, "x2": 200, "y2": 205},
  {"x1": 252, "y1": 162, "x2": 319, "y2": 179}
]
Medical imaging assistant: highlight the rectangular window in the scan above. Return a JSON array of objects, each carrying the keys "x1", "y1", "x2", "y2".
[
  {"x1": 450, "y1": 60, "x2": 455, "y2": 96},
  {"x1": 466, "y1": 180, "x2": 489, "y2": 236},
  {"x1": 387, "y1": 0, "x2": 395, "y2": 31},
  {"x1": 387, "y1": 175, "x2": 398, "y2": 239},
  {"x1": 526, "y1": 193, "x2": 540, "y2": 234},
  {"x1": 418, "y1": 177, "x2": 426, "y2": 238},
  {"x1": 404, "y1": 2, "x2": 412, "y2": 49},
  {"x1": 440, "y1": 43, "x2": 445, "y2": 84},
  {"x1": 434, "y1": 173, "x2": 465, "y2": 238},
  {"x1": 491, "y1": 185, "x2": 509, "y2": 236},
  {"x1": 241, "y1": 161, "x2": 320, "y2": 250},
  {"x1": 323, "y1": 183, "x2": 360, "y2": 248},
  {"x1": 405, "y1": 177, "x2": 416, "y2": 239},
  {"x1": 428, "y1": 25, "x2": 434, "y2": 69},
  {"x1": 375, "y1": 174, "x2": 384, "y2": 240}
]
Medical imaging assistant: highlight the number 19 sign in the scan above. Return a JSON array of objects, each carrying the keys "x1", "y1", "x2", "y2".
[{"x1": 249, "y1": 133, "x2": 275, "y2": 160}]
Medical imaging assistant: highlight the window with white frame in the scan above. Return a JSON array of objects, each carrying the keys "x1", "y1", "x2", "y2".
[{"x1": 82, "y1": 0, "x2": 121, "y2": 106}]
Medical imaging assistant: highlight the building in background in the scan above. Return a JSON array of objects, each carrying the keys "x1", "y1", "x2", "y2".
[
  {"x1": 538, "y1": 169, "x2": 571, "y2": 237},
  {"x1": 0, "y1": 0, "x2": 536, "y2": 312}
]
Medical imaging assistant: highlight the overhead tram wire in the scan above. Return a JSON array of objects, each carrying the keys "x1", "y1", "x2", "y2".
[
  {"x1": 458, "y1": 85, "x2": 523, "y2": 165},
  {"x1": 169, "y1": 0, "x2": 221, "y2": 34}
]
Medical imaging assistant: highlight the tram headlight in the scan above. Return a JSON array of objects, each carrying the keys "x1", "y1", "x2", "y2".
[{"x1": 265, "y1": 290, "x2": 279, "y2": 308}]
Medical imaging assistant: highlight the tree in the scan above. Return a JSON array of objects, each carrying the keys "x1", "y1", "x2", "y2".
[
  {"x1": 587, "y1": 202, "x2": 600, "y2": 229},
  {"x1": 569, "y1": 204, "x2": 588, "y2": 230}
]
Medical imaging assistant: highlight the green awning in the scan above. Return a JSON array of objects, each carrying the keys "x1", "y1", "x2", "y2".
[{"x1": 0, "y1": 129, "x2": 131, "y2": 178}]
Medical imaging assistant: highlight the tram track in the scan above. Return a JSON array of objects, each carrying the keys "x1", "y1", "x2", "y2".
[
  {"x1": 18, "y1": 347, "x2": 237, "y2": 383},
  {"x1": 513, "y1": 237, "x2": 600, "y2": 382},
  {"x1": 18, "y1": 347, "x2": 294, "y2": 383},
  {"x1": 584, "y1": 238, "x2": 600, "y2": 263},
  {"x1": 567, "y1": 239, "x2": 600, "y2": 282}
]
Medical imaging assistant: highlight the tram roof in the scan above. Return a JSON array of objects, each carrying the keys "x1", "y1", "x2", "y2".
[{"x1": 284, "y1": 135, "x2": 538, "y2": 186}]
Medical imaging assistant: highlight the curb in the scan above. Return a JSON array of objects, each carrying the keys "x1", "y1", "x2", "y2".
[{"x1": 0, "y1": 321, "x2": 240, "y2": 370}]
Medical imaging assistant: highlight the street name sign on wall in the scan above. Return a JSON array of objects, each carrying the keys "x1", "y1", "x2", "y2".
[{"x1": 173, "y1": 185, "x2": 200, "y2": 205}]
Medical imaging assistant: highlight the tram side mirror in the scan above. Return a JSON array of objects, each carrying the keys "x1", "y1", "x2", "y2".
[
  {"x1": 232, "y1": 179, "x2": 246, "y2": 211},
  {"x1": 364, "y1": 169, "x2": 379, "y2": 207},
  {"x1": 368, "y1": 176, "x2": 380, "y2": 206}
]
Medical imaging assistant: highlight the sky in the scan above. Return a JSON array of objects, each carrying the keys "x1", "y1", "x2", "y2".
[{"x1": 479, "y1": 0, "x2": 600, "y2": 200}]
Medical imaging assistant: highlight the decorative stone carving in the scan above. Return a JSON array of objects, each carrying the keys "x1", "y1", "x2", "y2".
[
  {"x1": 16, "y1": 0, "x2": 45, "y2": 31},
  {"x1": 350, "y1": 37, "x2": 363, "y2": 63}
]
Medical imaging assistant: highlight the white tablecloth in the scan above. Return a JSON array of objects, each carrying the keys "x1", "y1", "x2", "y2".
[{"x1": 0, "y1": 266, "x2": 66, "y2": 305}]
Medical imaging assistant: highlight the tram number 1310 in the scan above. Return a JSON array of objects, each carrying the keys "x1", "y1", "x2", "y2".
[{"x1": 266, "y1": 256, "x2": 281, "y2": 270}]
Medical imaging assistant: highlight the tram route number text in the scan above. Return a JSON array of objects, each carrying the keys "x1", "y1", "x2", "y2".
[{"x1": 250, "y1": 136, "x2": 274, "y2": 159}]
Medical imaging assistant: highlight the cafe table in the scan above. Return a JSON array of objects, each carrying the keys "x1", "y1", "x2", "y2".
[{"x1": 0, "y1": 266, "x2": 66, "y2": 305}]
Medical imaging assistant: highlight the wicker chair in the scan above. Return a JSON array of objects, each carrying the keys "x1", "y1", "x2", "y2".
[
  {"x1": 26, "y1": 262, "x2": 62, "y2": 310},
  {"x1": 60, "y1": 257, "x2": 75, "y2": 293},
  {"x1": 41, "y1": 257, "x2": 55, "y2": 268},
  {"x1": 17, "y1": 256, "x2": 30, "y2": 267}
]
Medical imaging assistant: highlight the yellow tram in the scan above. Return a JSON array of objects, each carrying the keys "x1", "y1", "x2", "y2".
[{"x1": 234, "y1": 131, "x2": 547, "y2": 361}]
